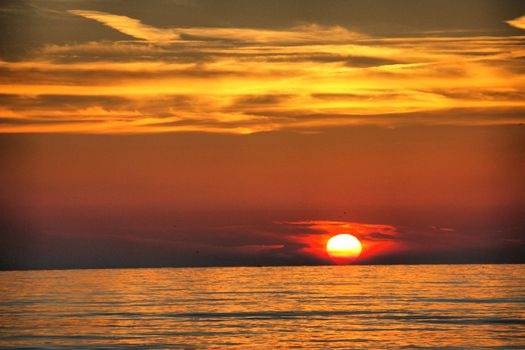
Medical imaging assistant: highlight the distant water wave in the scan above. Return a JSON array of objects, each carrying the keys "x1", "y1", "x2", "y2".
[
  {"x1": 419, "y1": 297, "x2": 525, "y2": 304},
  {"x1": 52, "y1": 309, "x2": 525, "y2": 326},
  {"x1": 1, "y1": 265, "x2": 524, "y2": 349}
]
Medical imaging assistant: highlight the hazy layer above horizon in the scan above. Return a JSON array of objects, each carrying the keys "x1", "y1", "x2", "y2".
[{"x1": 0, "y1": 0, "x2": 524, "y2": 269}]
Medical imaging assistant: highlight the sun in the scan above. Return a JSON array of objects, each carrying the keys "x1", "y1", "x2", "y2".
[{"x1": 326, "y1": 234, "x2": 362, "y2": 260}]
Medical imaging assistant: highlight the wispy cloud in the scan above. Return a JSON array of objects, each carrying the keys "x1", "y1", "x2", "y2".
[
  {"x1": 278, "y1": 219, "x2": 518, "y2": 263},
  {"x1": 506, "y1": 14, "x2": 525, "y2": 30},
  {"x1": 1, "y1": 10, "x2": 524, "y2": 133},
  {"x1": 69, "y1": 10, "x2": 180, "y2": 43},
  {"x1": 69, "y1": 9, "x2": 361, "y2": 44}
]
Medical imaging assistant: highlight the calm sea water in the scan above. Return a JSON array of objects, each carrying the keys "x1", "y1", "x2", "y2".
[{"x1": 0, "y1": 265, "x2": 524, "y2": 349}]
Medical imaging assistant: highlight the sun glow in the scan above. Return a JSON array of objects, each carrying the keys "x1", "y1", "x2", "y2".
[{"x1": 326, "y1": 234, "x2": 362, "y2": 260}]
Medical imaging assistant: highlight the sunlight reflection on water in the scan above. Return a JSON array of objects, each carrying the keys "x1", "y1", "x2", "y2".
[{"x1": 0, "y1": 265, "x2": 524, "y2": 349}]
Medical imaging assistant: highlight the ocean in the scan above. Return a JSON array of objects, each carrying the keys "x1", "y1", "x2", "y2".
[{"x1": 0, "y1": 265, "x2": 524, "y2": 349}]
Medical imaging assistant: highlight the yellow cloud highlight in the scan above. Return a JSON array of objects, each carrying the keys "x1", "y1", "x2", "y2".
[
  {"x1": 506, "y1": 15, "x2": 525, "y2": 30},
  {"x1": 1, "y1": 13, "x2": 525, "y2": 134},
  {"x1": 69, "y1": 10, "x2": 361, "y2": 44},
  {"x1": 69, "y1": 10, "x2": 180, "y2": 43}
]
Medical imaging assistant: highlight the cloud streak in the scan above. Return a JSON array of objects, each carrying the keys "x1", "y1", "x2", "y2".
[
  {"x1": 69, "y1": 10, "x2": 180, "y2": 43},
  {"x1": 506, "y1": 14, "x2": 525, "y2": 30},
  {"x1": 69, "y1": 9, "x2": 360, "y2": 44},
  {"x1": 1, "y1": 10, "x2": 524, "y2": 133}
]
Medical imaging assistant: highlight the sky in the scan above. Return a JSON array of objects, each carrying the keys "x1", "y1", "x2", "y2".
[{"x1": 1, "y1": 0, "x2": 524, "y2": 269}]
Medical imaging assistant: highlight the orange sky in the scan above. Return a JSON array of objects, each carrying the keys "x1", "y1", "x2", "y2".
[{"x1": 1, "y1": 0, "x2": 524, "y2": 269}]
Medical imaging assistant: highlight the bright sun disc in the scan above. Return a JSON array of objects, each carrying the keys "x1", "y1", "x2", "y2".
[{"x1": 326, "y1": 234, "x2": 362, "y2": 259}]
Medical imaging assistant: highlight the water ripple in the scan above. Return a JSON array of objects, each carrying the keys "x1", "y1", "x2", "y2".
[{"x1": 1, "y1": 265, "x2": 524, "y2": 349}]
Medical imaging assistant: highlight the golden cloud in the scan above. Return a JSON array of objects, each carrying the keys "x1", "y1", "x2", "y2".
[
  {"x1": 1, "y1": 11, "x2": 524, "y2": 133},
  {"x1": 506, "y1": 15, "x2": 525, "y2": 30}
]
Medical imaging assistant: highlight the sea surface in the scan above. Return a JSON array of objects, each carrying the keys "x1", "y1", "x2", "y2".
[{"x1": 0, "y1": 265, "x2": 524, "y2": 349}]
